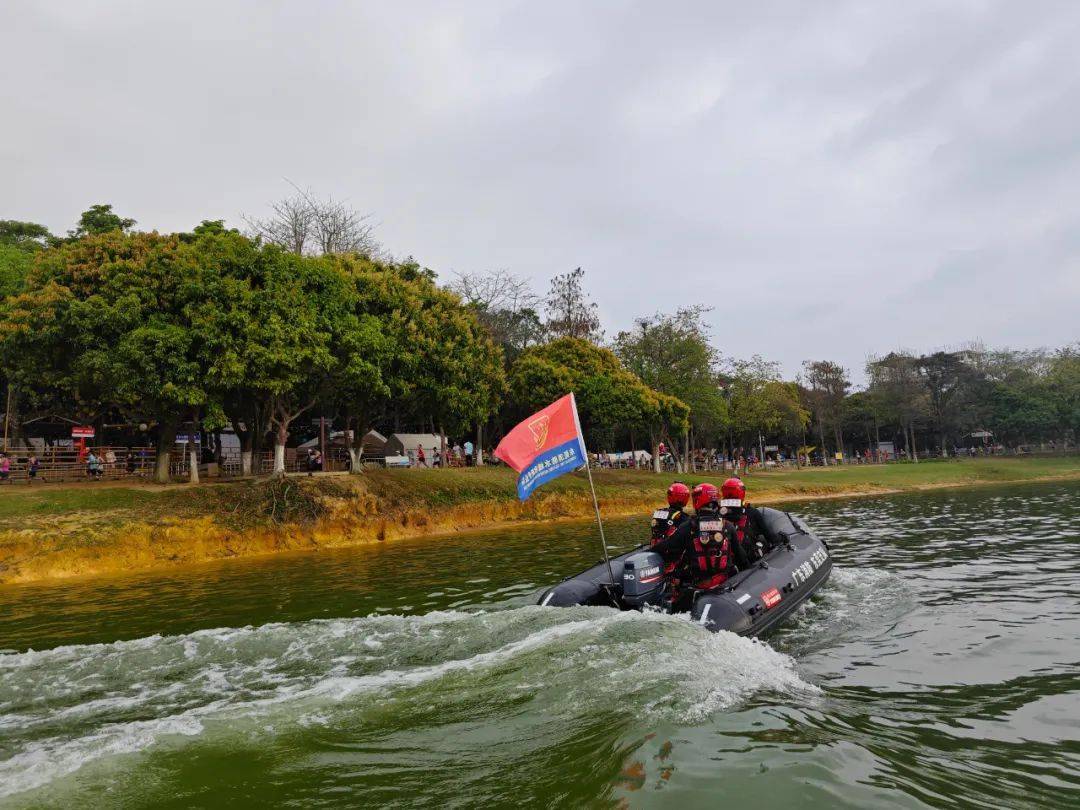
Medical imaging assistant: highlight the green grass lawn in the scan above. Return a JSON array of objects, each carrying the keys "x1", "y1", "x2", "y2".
[
  {"x1": 0, "y1": 486, "x2": 168, "y2": 522},
  {"x1": 0, "y1": 456, "x2": 1076, "y2": 525}
]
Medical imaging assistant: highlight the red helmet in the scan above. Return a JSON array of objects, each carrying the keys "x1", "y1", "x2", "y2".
[
  {"x1": 692, "y1": 482, "x2": 719, "y2": 511},
  {"x1": 667, "y1": 481, "x2": 690, "y2": 508},
  {"x1": 720, "y1": 477, "x2": 746, "y2": 507}
]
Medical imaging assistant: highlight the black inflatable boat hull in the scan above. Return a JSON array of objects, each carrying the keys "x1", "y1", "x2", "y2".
[{"x1": 537, "y1": 507, "x2": 832, "y2": 637}]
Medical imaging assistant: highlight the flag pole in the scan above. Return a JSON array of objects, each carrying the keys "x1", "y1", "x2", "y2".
[
  {"x1": 567, "y1": 392, "x2": 616, "y2": 587},
  {"x1": 581, "y1": 438, "x2": 617, "y2": 587}
]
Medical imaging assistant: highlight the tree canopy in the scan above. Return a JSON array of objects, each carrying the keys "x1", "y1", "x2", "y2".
[
  {"x1": 69, "y1": 204, "x2": 136, "y2": 238},
  {"x1": 2, "y1": 199, "x2": 1076, "y2": 483},
  {"x1": 0, "y1": 224, "x2": 505, "y2": 480},
  {"x1": 509, "y1": 337, "x2": 688, "y2": 453},
  {"x1": 614, "y1": 306, "x2": 727, "y2": 446}
]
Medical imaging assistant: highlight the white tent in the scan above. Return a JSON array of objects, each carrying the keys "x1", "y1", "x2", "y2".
[
  {"x1": 386, "y1": 433, "x2": 444, "y2": 457},
  {"x1": 297, "y1": 429, "x2": 387, "y2": 454}
]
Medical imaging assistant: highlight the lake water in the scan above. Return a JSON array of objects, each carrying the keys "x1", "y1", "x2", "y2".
[{"x1": 0, "y1": 481, "x2": 1077, "y2": 808}]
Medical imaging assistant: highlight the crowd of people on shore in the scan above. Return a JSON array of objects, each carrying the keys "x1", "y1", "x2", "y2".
[
  {"x1": 0, "y1": 446, "x2": 144, "y2": 484},
  {"x1": 405, "y1": 440, "x2": 480, "y2": 468}
]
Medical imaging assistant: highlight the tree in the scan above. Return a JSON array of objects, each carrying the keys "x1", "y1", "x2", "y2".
[
  {"x1": 449, "y1": 269, "x2": 545, "y2": 361},
  {"x1": 867, "y1": 352, "x2": 926, "y2": 461},
  {"x1": 986, "y1": 379, "x2": 1057, "y2": 446},
  {"x1": 509, "y1": 337, "x2": 687, "y2": 464},
  {"x1": 69, "y1": 204, "x2": 136, "y2": 238},
  {"x1": 841, "y1": 390, "x2": 884, "y2": 454},
  {"x1": 544, "y1": 267, "x2": 602, "y2": 342},
  {"x1": 244, "y1": 184, "x2": 381, "y2": 258},
  {"x1": 326, "y1": 257, "x2": 505, "y2": 469},
  {"x1": 1046, "y1": 345, "x2": 1080, "y2": 448},
  {"x1": 1, "y1": 221, "x2": 55, "y2": 298},
  {"x1": 802, "y1": 360, "x2": 850, "y2": 463},
  {"x1": 243, "y1": 251, "x2": 340, "y2": 474},
  {"x1": 0, "y1": 220, "x2": 55, "y2": 250},
  {"x1": 184, "y1": 226, "x2": 279, "y2": 476},
  {"x1": 916, "y1": 350, "x2": 975, "y2": 456},
  {"x1": 614, "y1": 306, "x2": 726, "y2": 466},
  {"x1": 0, "y1": 245, "x2": 34, "y2": 299},
  {"x1": 0, "y1": 231, "x2": 222, "y2": 482},
  {"x1": 725, "y1": 357, "x2": 808, "y2": 461},
  {"x1": 406, "y1": 272, "x2": 506, "y2": 459}
]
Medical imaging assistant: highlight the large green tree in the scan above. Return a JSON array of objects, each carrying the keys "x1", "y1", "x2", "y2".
[
  {"x1": 802, "y1": 360, "x2": 850, "y2": 463},
  {"x1": 0, "y1": 220, "x2": 55, "y2": 250},
  {"x1": 0, "y1": 231, "x2": 231, "y2": 481},
  {"x1": 69, "y1": 204, "x2": 136, "y2": 238},
  {"x1": 1046, "y1": 345, "x2": 1080, "y2": 447},
  {"x1": 509, "y1": 337, "x2": 688, "y2": 467},
  {"x1": 725, "y1": 357, "x2": 808, "y2": 459},
  {"x1": 0, "y1": 244, "x2": 33, "y2": 299},
  {"x1": 868, "y1": 352, "x2": 927, "y2": 461},
  {"x1": 614, "y1": 306, "x2": 727, "y2": 464},
  {"x1": 916, "y1": 350, "x2": 976, "y2": 455},
  {"x1": 321, "y1": 256, "x2": 506, "y2": 469},
  {"x1": 0, "y1": 220, "x2": 55, "y2": 298}
]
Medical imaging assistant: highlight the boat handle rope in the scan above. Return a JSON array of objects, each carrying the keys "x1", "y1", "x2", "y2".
[{"x1": 782, "y1": 511, "x2": 828, "y2": 549}]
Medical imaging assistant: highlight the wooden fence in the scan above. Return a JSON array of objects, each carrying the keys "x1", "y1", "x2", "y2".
[{"x1": 0, "y1": 444, "x2": 386, "y2": 484}]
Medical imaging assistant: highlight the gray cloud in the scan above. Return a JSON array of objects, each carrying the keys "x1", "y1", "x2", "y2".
[{"x1": 2, "y1": 0, "x2": 1077, "y2": 382}]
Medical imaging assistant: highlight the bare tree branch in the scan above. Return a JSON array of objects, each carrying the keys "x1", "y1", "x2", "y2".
[
  {"x1": 243, "y1": 182, "x2": 382, "y2": 258},
  {"x1": 449, "y1": 269, "x2": 540, "y2": 313}
]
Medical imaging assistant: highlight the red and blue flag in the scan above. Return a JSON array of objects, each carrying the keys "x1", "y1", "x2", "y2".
[{"x1": 494, "y1": 393, "x2": 588, "y2": 500}]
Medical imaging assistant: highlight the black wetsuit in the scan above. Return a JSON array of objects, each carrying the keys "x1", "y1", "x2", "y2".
[
  {"x1": 650, "y1": 506, "x2": 691, "y2": 545},
  {"x1": 722, "y1": 504, "x2": 779, "y2": 562},
  {"x1": 651, "y1": 506, "x2": 750, "y2": 588}
]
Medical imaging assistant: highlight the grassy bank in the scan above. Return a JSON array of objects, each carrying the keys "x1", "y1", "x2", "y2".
[{"x1": 1, "y1": 456, "x2": 1077, "y2": 584}]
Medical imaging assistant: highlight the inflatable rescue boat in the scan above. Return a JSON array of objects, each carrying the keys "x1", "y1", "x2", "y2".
[{"x1": 537, "y1": 507, "x2": 831, "y2": 636}]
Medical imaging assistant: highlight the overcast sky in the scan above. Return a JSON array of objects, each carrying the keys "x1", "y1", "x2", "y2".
[{"x1": 3, "y1": 1, "x2": 1078, "y2": 382}]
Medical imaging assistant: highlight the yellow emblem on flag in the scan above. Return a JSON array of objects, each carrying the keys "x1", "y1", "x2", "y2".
[{"x1": 528, "y1": 414, "x2": 550, "y2": 450}]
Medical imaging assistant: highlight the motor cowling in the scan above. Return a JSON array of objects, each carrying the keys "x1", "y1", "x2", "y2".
[{"x1": 621, "y1": 551, "x2": 666, "y2": 607}]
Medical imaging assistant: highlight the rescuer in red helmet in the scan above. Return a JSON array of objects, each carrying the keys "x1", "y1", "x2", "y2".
[
  {"x1": 718, "y1": 476, "x2": 779, "y2": 562},
  {"x1": 651, "y1": 482, "x2": 749, "y2": 608},
  {"x1": 650, "y1": 481, "x2": 691, "y2": 545}
]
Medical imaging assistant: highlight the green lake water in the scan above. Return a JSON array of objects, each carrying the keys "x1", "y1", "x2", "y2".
[{"x1": 0, "y1": 481, "x2": 1077, "y2": 808}]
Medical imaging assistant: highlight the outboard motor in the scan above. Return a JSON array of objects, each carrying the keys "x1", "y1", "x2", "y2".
[{"x1": 621, "y1": 551, "x2": 666, "y2": 608}]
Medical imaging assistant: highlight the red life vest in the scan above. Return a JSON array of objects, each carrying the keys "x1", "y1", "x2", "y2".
[
  {"x1": 731, "y1": 512, "x2": 748, "y2": 545},
  {"x1": 726, "y1": 510, "x2": 764, "y2": 560},
  {"x1": 691, "y1": 518, "x2": 731, "y2": 589}
]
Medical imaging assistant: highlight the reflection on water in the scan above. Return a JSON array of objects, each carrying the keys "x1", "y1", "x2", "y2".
[{"x1": 0, "y1": 481, "x2": 1078, "y2": 808}]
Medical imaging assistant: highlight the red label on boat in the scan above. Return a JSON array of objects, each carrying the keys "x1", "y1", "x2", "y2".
[{"x1": 761, "y1": 587, "x2": 782, "y2": 609}]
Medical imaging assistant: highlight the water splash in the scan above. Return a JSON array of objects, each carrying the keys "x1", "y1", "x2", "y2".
[{"x1": 0, "y1": 607, "x2": 813, "y2": 800}]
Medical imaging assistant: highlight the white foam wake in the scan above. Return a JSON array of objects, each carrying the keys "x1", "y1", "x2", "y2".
[{"x1": 0, "y1": 607, "x2": 815, "y2": 799}]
